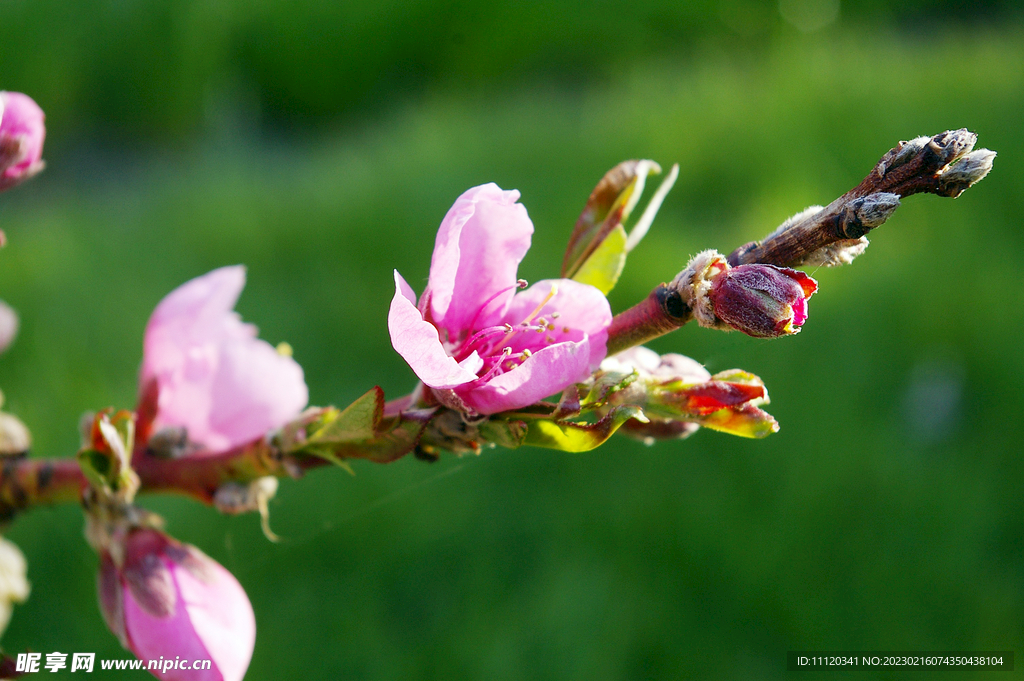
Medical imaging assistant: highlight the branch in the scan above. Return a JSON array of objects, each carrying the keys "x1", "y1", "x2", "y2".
[
  {"x1": 0, "y1": 441, "x2": 336, "y2": 524},
  {"x1": 0, "y1": 456, "x2": 86, "y2": 522},
  {"x1": 605, "y1": 129, "x2": 994, "y2": 355}
]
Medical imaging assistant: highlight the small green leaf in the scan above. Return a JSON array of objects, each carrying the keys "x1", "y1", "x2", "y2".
[
  {"x1": 521, "y1": 406, "x2": 646, "y2": 452},
  {"x1": 77, "y1": 449, "x2": 111, "y2": 491},
  {"x1": 305, "y1": 388, "x2": 382, "y2": 445},
  {"x1": 298, "y1": 388, "x2": 433, "y2": 465},
  {"x1": 562, "y1": 160, "x2": 661, "y2": 279},
  {"x1": 329, "y1": 416, "x2": 428, "y2": 463},
  {"x1": 572, "y1": 224, "x2": 628, "y2": 294}
]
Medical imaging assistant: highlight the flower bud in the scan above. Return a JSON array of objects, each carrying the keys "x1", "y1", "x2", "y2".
[
  {"x1": 0, "y1": 92, "x2": 45, "y2": 191},
  {"x1": 710, "y1": 263, "x2": 817, "y2": 338},
  {"x1": 97, "y1": 528, "x2": 255, "y2": 681}
]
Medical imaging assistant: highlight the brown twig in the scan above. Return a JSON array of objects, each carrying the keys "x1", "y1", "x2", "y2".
[
  {"x1": 0, "y1": 442, "x2": 336, "y2": 524},
  {"x1": 605, "y1": 129, "x2": 995, "y2": 356}
]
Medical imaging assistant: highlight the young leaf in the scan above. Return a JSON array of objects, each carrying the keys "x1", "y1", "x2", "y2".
[{"x1": 520, "y1": 406, "x2": 646, "y2": 452}]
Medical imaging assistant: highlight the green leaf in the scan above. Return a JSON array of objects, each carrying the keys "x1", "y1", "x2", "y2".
[
  {"x1": 572, "y1": 224, "x2": 628, "y2": 294},
  {"x1": 328, "y1": 415, "x2": 429, "y2": 464},
  {"x1": 305, "y1": 388, "x2": 381, "y2": 445},
  {"x1": 521, "y1": 406, "x2": 646, "y2": 452},
  {"x1": 77, "y1": 449, "x2": 111, "y2": 492},
  {"x1": 299, "y1": 387, "x2": 434, "y2": 464},
  {"x1": 562, "y1": 160, "x2": 660, "y2": 279}
]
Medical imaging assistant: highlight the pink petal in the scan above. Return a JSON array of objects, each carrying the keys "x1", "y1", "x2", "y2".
[
  {"x1": 601, "y1": 347, "x2": 710, "y2": 384},
  {"x1": 424, "y1": 184, "x2": 533, "y2": 340},
  {"x1": 458, "y1": 338, "x2": 592, "y2": 414},
  {"x1": 791, "y1": 297, "x2": 808, "y2": 327},
  {"x1": 122, "y1": 550, "x2": 254, "y2": 681},
  {"x1": 388, "y1": 270, "x2": 479, "y2": 389},
  {"x1": 501, "y1": 279, "x2": 611, "y2": 370},
  {"x1": 653, "y1": 354, "x2": 711, "y2": 383},
  {"x1": 141, "y1": 266, "x2": 308, "y2": 453},
  {"x1": 174, "y1": 556, "x2": 256, "y2": 681},
  {"x1": 206, "y1": 334, "x2": 309, "y2": 448}
]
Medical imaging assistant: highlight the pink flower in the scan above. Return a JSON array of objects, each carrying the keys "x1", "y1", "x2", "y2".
[
  {"x1": 139, "y1": 266, "x2": 308, "y2": 453},
  {"x1": 0, "y1": 91, "x2": 45, "y2": 191},
  {"x1": 389, "y1": 183, "x2": 612, "y2": 415},
  {"x1": 98, "y1": 528, "x2": 255, "y2": 681}
]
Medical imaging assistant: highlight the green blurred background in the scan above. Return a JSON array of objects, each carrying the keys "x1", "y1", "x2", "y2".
[{"x1": 2, "y1": 0, "x2": 1023, "y2": 678}]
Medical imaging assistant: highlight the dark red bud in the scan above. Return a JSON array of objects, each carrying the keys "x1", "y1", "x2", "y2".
[{"x1": 710, "y1": 265, "x2": 817, "y2": 338}]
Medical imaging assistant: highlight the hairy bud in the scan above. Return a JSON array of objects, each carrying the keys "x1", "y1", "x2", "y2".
[
  {"x1": 938, "y1": 149, "x2": 997, "y2": 197},
  {"x1": 710, "y1": 263, "x2": 817, "y2": 337},
  {"x1": 674, "y1": 250, "x2": 817, "y2": 338}
]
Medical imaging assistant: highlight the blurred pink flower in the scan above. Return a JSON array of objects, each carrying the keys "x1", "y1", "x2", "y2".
[
  {"x1": 140, "y1": 266, "x2": 308, "y2": 453},
  {"x1": 389, "y1": 183, "x2": 611, "y2": 414},
  {"x1": 0, "y1": 299, "x2": 18, "y2": 354},
  {"x1": 0, "y1": 91, "x2": 45, "y2": 191},
  {"x1": 98, "y1": 528, "x2": 255, "y2": 681}
]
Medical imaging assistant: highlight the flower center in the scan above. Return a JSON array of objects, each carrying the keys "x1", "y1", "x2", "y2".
[{"x1": 451, "y1": 284, "x2": 573, "y2": 382}]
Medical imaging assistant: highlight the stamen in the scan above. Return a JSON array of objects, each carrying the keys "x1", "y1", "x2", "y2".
[
  {"x1": 521, "y1": 284, "x2": 558, "y2": 327},
  {"x1": 521, "y1": 349, "x2": 532, "y2": 358},
  {"x1": 464, "y1": 282, "x2": 526, "y2": 340},
  {"x1": 495, "y1": 284, "x2": 559, "y2": 349},
  {"x1": 551, "y1": 312, "x2": 561, "y2": 319},
  {"x1": 517, "y1": 279, "x2": 528, "y2": 289},
  {"x1": 475, "y1": 347, "x2": 513, "y2": 384},
  {"x1": 455, "y1": 324, "x2": 516, "y2": 361}
]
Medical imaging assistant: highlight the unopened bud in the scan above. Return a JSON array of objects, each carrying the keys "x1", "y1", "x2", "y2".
[
  {"x1": 938, "y1": 149, "x2": 996, "y2": 197},
  {"x1": 213, "y1": 476, "x2": 280, "y2": 541},
  {"x1": 675, "y1": 251, "x2": 816, "y2": 338},
  {"x1": 97, "y1": 527, "x2": 255, "y2": 681},
  {"x1": 851, "y1": 192, "x2": 900, "y2": 229},
  {"x1": 0, "y1": 92, "x2": 45, "y2": 192},
  {"x1": 880, "y1": 136, "x2": 930, "y2": 176},
  {"x1": 710, "y1": 263, "x2": 817, "y2": 338}
]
